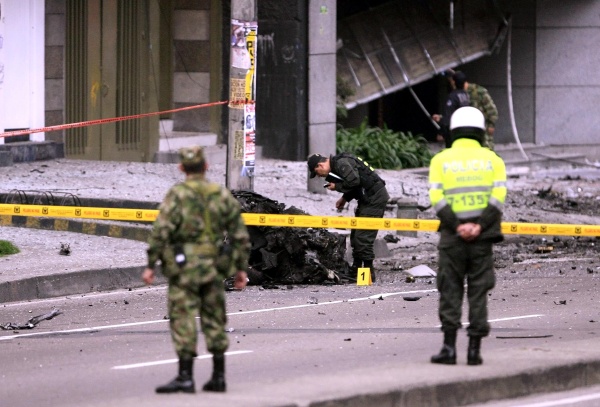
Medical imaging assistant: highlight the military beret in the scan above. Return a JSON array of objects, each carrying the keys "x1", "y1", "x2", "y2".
[{"x1": 179, "y1": 146, "x2": 205, "y2": 166}]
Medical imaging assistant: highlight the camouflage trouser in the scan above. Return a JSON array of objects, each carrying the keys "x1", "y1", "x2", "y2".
[
  {"x1": 482, "y1": 132, "x2": 494, "y2": 150},
  {"x1": 167, "y1": 279, "x2": 228, "y2": 358},
  {"x1": 437, "y1": 241, "x2": 496, "y2": 337},
  {"x1": 351, "y1": 186, "x2": 390, "y2": 262}
]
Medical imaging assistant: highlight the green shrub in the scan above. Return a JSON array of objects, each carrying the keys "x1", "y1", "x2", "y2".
[
  {"x1": 0, "y1": 240, "x2": 20, "y2": 256},
  {"x1": 336, "y1": 119, "x2": 433, "y2": 169}
]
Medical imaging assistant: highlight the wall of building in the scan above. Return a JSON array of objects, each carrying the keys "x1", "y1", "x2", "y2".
[
  {"x1": 45, "y1": 0, "x2": 65, "y2": 143},
  {"x1": 171, "y1": 0, "x2": 213, "y2": 132},
  {"x1": 464, "y1": 0, "x2": 600, "y2": 147},
  {"x1": 535, "y1": 0, "x2": 600, "y2": 145},
  {"x1": 460, "y1": 0, "x2": 536, "y2": 145},
  {"x1": 256, "y1": 0, "x2": 308, "y2": 160},
  {"x1": 0, "y1": 0, "x2": 46, "y2": 142}
]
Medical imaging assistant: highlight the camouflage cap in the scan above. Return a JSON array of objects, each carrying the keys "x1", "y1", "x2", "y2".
[{"x1": 179, "y1": 146, "x2": 205, "y2": 166}]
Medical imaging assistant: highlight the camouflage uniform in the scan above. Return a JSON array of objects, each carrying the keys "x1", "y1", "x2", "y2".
[
  {"x1": 467, "y1": 83, "x2": 498, "y2": 150},
  {"x1": 147, "y1": 147, "x2": 250, "y2": 359}
]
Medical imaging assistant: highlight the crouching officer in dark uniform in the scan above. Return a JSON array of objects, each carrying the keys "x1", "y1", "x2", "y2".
[
  {"x1": 308, "y1": 152, "x2": 389, "y2": 282},
  {"x1": 142, "y1": 146, "x2": 250, "y2": 393},
  {"x1": 428, "y1": 107, "x2": 507, "y2": 365}
]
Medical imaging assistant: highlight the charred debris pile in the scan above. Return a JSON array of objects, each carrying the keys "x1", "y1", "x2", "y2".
[{"x1": 232, "y1": 190, "x2": 352, "y2": 286}]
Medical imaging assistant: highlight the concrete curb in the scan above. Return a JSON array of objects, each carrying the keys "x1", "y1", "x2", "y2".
[
  {"x1": 0, "y1": 265, "x2": 166, "y2": 303},
  {"x1": 242, "y1": 340, "x2": 600, "y2": 407},
  {"x1": 0, "y1": 215, "x2": 151, "y2": 242}
]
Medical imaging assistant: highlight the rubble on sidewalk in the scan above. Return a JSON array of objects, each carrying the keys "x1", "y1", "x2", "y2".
[{"x1": 230, "y1": 190, "x2": 352, "y2": 286}]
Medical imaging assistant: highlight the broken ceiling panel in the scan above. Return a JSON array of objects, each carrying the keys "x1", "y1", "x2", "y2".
[{"x1": 337, "y1": 0, "x2": 508, "y2": 109}]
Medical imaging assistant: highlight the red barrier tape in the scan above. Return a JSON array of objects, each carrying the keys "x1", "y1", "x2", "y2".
[{"x1": 0, "y1": 100, "x2": 245, "y2": 139}]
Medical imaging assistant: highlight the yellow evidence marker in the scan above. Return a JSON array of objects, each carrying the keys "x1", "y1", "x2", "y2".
[{"x1": 357, "y1": 267, "x2": 372, "y2": 286}]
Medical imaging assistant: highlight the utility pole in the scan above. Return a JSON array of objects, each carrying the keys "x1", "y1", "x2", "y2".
[{"x1": 227, "y1": 0, "x2": 257, "y2": 191}]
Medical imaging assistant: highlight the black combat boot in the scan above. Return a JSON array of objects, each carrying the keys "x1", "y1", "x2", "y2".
[
  {"x1": 363, "y1": 260, "x2": 376, "y2": 282},
  {"x1": 202, "y1": 353, "x2": 226, "y2": 392},
  {"x1": 431, "y1": 330, "x2": 457, "y2": 365},
  {"x1": 350, "y1": 259, "x2": 363, "y2": 277},
  {"x1": 467, "y1": 336, "x2": 483, "y2": 365},
  {"x1": 156, "y1": 357, "x2": 195, "y2": 393}
]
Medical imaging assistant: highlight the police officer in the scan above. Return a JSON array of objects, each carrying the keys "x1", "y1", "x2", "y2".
[
  {"x1": 142, "y1": 146, "x2": 250, "y2": 393},
  {"x1": 428, "y1": 107, "x2": 507, "y2": 365},
  {"x1": 433, "y1": 71, "x2": 471, "y2": 148},
  {"x1": 307, "y1": 152, "x2": 389, "y2": 282}
]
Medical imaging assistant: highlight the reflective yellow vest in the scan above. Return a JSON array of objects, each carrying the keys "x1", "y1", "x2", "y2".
[{"x1": 429, "y1": 138, "x2": 506, "y2": 220}]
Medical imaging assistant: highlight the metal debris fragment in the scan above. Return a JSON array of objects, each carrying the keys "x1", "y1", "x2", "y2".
[
  {"x1": 496, "y1": 335, "x2": 553, "y2": 339},
  {"x1": 383, "y1": 234, "x2": 400, "y2": 243},
  {"x1": 1, "y1": 309, "x2": 63, "y2": 330},
  {"x1": 59, "y1": 242, "x2": 71, "y2": 256},
  {"x1": 406, "y1": 264, "x2": 437, "y2": 277}
]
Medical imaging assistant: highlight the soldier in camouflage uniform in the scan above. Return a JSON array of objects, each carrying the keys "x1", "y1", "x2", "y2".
[
  {"x1": 142, "y1": 146, "x2": 250, "y2": 394},
  {"x1": 441, "y1": 70, "x2": 499, "y2": 150},
  {"x1": 467, "y1": 82, "x2": 498, "y2": 150}
]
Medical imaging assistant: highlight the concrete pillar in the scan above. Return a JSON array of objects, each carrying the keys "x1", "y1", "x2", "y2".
[
  {"x1": 307, "y1": 0, "x2": 336, "y2": 193},
  {"x1": 396, "y1": 198, "x2": 419, "y2": 238},
  {"x1": 0, "y1": 0, "x2": 5, "y2": 144}
]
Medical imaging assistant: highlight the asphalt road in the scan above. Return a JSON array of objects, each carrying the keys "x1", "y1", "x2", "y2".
[{"x1": 2, "y1": 265, "x2": 599, "y2": 407}]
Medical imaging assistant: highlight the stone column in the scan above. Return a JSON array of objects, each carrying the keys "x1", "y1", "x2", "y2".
[{"x1": 307, "y1": 0, "x2": 336, "y2": 193}]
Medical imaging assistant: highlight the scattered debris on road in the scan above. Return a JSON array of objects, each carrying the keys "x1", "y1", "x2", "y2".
[{"x1": 1, "y1": 308, "x2": 63, "y2": 330}]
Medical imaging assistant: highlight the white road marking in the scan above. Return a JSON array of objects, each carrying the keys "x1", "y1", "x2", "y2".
[
  {"x1": 0, "y1": 289, "x2": 436, "y2": 341},
  {"x1": 111, "y1": 350, "x2": 253, "y2": 370},
  {"x1": 434, "y1": 314, "x2": 544, "y2": 328},
  {"x1": 0, "y1": 319, "x2": 168, "y2": 341},
  {"x1": 1, "y1": 289, "x2": 541, "y2": 342},
  {"x1": 227, "y1": 289, "x2": 439, "y2": 316},
  {"x1": 0, "y1": 286, "x2": 167, "y2": 308},
  {"x1": 508, "y1": 392, "x2": 600, "y2": 406}
]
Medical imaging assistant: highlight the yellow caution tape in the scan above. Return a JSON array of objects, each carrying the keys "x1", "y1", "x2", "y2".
[
  {"x1": 1, "y1": 203, "x2": 599, "y2": 236},
  {"x1": 0, "y1": 204, "x2": 158, "y2": 222}
]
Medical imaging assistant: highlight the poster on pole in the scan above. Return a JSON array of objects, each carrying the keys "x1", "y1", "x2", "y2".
[
  {"x1": 229, "y1": 19, "x2": 257, "y2": 108},
  {"x1": 242, "y1": 103, "x2": 256, "y2": 176},
  {"x1": 230, "y1": 18, "x2": 257, "y2": 177}
]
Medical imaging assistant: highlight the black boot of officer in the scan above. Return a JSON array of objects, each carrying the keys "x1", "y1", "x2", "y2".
[
  {"x1": 203, "y1": 353, "x2": 226, "y2": 392},
  {"x1": 431, "y1": 330, "x2": 457, "y2": 365},
  {"x1": 156, "y1": 357, "x2": 195, "y2": 393},
  {"x1": 349, "y1": 258, "x2": 362, "y2": 278},
  {"x1": 363, "y1": 259, "x2": 376, "y2": 283},
  {"x1": 467, "y1": 336, "x2": 483, "y2": 365}
]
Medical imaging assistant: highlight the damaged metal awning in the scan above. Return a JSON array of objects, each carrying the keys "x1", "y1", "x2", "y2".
[{"x1": 337, "y1": 0, "x2": 509, "y2": 109}]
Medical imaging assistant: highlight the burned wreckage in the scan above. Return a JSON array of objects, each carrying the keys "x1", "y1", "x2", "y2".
[{"x1": 231, "y1": 191, "x2": 352, "y2": 286}]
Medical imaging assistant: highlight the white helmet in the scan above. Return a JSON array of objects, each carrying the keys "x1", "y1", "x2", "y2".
[{"x1": 450, "y1": 106, "x2": 485, "y2": 142}]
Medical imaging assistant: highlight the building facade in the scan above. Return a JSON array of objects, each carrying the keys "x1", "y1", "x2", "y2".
[{"x1": 0, "y1": 0, "x2": 598, "y2": 162}]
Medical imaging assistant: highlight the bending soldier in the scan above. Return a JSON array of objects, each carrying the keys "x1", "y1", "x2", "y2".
[{"x1": 307, "y1": 152, "x2": 389, "y2": 282}]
